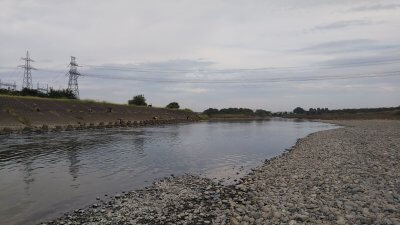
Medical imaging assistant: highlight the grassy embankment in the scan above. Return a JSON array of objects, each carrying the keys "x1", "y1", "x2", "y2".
[{"x1": 0, "y1": 94, "x2": 198, "y2": 129}]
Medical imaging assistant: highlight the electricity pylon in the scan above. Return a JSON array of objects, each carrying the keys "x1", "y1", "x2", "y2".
[
  {"x1": 19, "y1": 51, "x2": 36, "y2": 89},
  {"x1": 67, "y1": 56, "x2": 81, "y2": 98}
]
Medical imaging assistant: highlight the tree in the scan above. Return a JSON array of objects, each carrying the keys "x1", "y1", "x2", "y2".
[
  {"x1": 308, "y1": 108, "x2": 316, "y2": 115},
  {"x1": 128, "y1": 94, "x2": 147, "y2": 106},
  {"x1": 219, "y1": 108, "x2": 254, "y2": 115},
  {"x1": 48, "y1": 88, "x2": 77, "y2": 99},
  {"x1": 293, "y1": 107, "x2": 306, "y2": 114},
  {"x1": 203, "y1": 108, "x2": 219, "y2": 115},
  {"x1": 255, "y1": 109, "x2": 271, "y2": 117},
  {"x1": 166, "y1": 102, "x2": 180, "y2": 109}
]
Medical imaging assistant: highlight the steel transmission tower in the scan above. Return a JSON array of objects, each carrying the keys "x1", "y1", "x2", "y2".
[
  {"x1": 67, "y1": 56, "x2": 81, "y2": 98},
  {"x1": 19, "y1": 51, "x2": 36, "y2": 89}
]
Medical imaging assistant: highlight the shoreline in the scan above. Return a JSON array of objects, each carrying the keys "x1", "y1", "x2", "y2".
[
  {"x1": 0, "y1": 118, "x2": 197, "y2": 135},
  {"x1": 41, "y1": 120, "x2": 400, "y2": 224}
]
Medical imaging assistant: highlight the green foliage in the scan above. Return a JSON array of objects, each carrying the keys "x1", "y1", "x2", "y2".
[
  {"x1": 166, "y1": 102, "x2": 180, "y2": 109},
  {"x1": 48, "y1": 88, "x2": 76, "y2": 99},
  {"x1": 0, "y1": 88, "x2": 77, "y2": 99},
  {"x1": 290, "y1": 106, "x2": 400, "y2": 116},
  {"x1": 203, "y1": 108, "x2": 219, "y2": 115},
  {"x1": 20, "y1": 88, "x2": 47, "y2": 97},
  {"x1": 255, "y1": 109, "x2": 271, "y2": 117},
  {"x1": 203, "y1": 107, "x2": 271, "y2": 117},
  {"x1": 293, "y1": 107, "x2": 306, "y2": 114},
  {"x1": 183, "y1": 108, "x2": 193, "y2": 112},
  {"x1": 219, "y1": 108, "x2": 254, "y2": 115},
  {"x1": 128, "y1": 94, "x2": 147, "y2": 106}
]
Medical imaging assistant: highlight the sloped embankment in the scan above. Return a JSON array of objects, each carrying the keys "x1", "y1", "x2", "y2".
[{"x1": 0, "y1": 95, "x2": 198, "y2": 131}]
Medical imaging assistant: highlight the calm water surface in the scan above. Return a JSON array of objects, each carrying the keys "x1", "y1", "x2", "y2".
[{"x1": 0, "y1": 119, "x2": 336, "y2": 225}]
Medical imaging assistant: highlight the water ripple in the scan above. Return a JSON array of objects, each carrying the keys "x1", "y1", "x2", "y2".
[{"x1": 0, "y1": 119, "x2": 337, "y2": 225}]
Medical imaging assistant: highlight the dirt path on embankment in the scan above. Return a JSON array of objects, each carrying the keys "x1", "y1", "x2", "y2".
[
  {"x1": 0, "y1": 95, "x2": 198, "y2": 133},
  {"x1": 42, "y1": 120, "x2": 400, "y2": 225}
]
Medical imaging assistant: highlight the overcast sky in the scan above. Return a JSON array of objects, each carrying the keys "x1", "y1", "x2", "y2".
[{"x1": 0, "y1": 0, "x2": 399, "y2": 111}]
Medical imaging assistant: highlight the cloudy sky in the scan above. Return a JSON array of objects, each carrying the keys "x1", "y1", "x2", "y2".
[{"x1": 0, "y1": 0, "x2": 399, "y2": 111}]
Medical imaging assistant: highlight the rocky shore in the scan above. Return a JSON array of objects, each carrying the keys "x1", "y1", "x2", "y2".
[
  {"x1": 42, "y1": 120, "x2": 400, "y2": 225},
  {"x1": 0, "y1": 118, "x2": 197, "y2": 135}
]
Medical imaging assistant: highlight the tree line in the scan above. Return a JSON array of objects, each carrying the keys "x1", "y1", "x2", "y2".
[
  {"x1": 293, "y1": 106, "x2": 400, "y2": 115},
  {"x1": 0, "y1": 88, "x2": 77, "y2": 99},
  {"x1": 128, "y1": 94, "x2": 181, "y2": 109},
  {"x1": 203, "y1": 107, "x2": 271, "y2": 117}
]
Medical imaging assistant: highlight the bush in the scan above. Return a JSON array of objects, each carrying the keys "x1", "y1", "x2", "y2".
[
  {"x1": 47, "y1": 88, "x2": 77, "y2": 99},
  {"x1": 293, "y1": 107, "x2": 306, "y2": 114},
  {"x1": 219, "y1": 108, "x2": 253, "y2": 115},
  {"x1": 203, "y1": 108, "x2": 219, "y2": 115},
  {"x1": 0, "y1": 88, "x2": 76, "y2": 99},
  {"x1": 166, "y1": 102, "x2": 180, "y2": 109},
  {"x1": 203, "y1": 107, "x2": 260, "y2": 116},
  {"x1": 128, "y1": 94, "x2": 147, "y2": 106},
  {"x1": 255, "y1": 109, "x2": 271, "y2": 117}
]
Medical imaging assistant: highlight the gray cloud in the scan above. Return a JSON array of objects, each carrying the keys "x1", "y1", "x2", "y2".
[
  {"x1": 350, "y1": 3, "x2": 400, "y2": 11},
  {"x1": 316, "y1": 54, "x2": 400, "y2": 68},
  {"x1": 297, "y1": 39, "x2": 400, "y2": 54},
  {"x1": 0, "y1": 0, "x2": 399, "y2": 111},
  {"x1": 311, "y1": 20, "x2": 375, "y2": 31}
]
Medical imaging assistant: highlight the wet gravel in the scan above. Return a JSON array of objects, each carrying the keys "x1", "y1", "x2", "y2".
[{"x1": 42, "y1": 120, "x2": 400, "y2": 225}]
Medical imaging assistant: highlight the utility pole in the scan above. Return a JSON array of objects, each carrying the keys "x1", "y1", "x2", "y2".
[
  {"x1": 19, "y1": 51, "x2": 36, "y2": 89},
  {"x1": 67, "y1": 56, "x2": 81, "y2": 98}
]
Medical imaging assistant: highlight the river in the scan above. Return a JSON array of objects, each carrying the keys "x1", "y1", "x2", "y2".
[{"x1": 0, "y1": 119, "x2": 336, "y2": 225}]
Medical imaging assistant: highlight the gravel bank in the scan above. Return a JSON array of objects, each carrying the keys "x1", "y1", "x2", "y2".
[{"x1": 43, "y1": 120, "x2": 400, "y2": 225}]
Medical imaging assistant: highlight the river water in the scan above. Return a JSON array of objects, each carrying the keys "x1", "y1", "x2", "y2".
[{"x1": 0, "y1": 119, "x2": 336, "y2": 225}]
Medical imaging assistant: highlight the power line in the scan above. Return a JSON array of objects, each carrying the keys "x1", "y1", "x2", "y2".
[
  {"x1": 2, "y1": 57, "x2": 400, "y2": 74},
  {"x1": 1, "y1": 57, "x2": 400, "y2": 89},
  {"x1": 82, "y1": 70, "x2": 400, "y2": 84},
  {"x1": 79, "y1": 58, "x2": 400, "y2": 74}
]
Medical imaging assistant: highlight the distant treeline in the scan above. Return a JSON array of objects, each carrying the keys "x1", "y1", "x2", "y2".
[
  {"x1": 0, "y1": 88, "x2": 77, "y2": 99},
  {"x1": 203, "y1": 108, "x2": 271, "y2": 117},
  {"x1": 292, "y1": 106, "x2": 400, "y2": 115}
]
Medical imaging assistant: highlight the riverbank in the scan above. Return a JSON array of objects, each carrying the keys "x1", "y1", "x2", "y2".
[
  {"x1": 282, "y1": 110, "x2": 400, "y2": 120},
  {"x1": 42, "y1": 120, "x2": 400, "y2": 225},
  {"x1": 0, "y1": 95, "x2": 198, "y2": 134}
]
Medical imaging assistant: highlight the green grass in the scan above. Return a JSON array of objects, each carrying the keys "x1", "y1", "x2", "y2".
[{"x1": 0, "y1": 94, "x2": 190, "y2": 113}]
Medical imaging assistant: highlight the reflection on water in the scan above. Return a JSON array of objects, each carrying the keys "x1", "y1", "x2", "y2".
[{"x1": 0, "y1": 119, "x2": 336, "y2": 225}]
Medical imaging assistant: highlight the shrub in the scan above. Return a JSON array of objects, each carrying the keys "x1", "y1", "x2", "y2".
[
  {"x1": 255, "y1": 109, "x2": 271, "y2": 117},
  {"x1": 293, "y1": 107, "x2": 306, "y2": 114},
  {"x1": 128, "y1": 94, "x2": 147, "y2": 106},
  {"x1": 203, "y1": 108, "x2": 219, "y2": 115},
  {"x1": 0, "y1": 88, "x2": 76, "y2": 99},
  {"x1": 166, "y1": 102, "x2": 180, "y2": 109}
]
